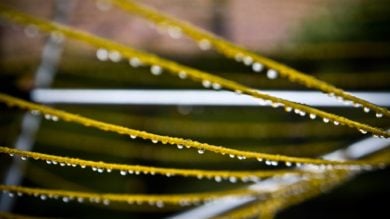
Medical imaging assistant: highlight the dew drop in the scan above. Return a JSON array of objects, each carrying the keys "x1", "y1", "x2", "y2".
[
  {"x1": 8, "y1": 193, "x2": 15, "y2": 198},
  {"x1": 129, "y1": 57, "x2": 142, "y2": 67},
  {"x1": 9, "y1": 153, "x2": 14, "y2": 157},
  {"x1": 214, "y1": 176, "x2": 222, "y2": 182},
  {"x1": 40, "y1": 195, "x2": 47, "y2": 200},
  {"x1": 97, "y1": 168, "x2": 104, "y2": 173},
  {"x1": 299, "y1": 111, "x2": 306, "y2": 117},
  {"x1": 243, "y1": 56, "x2": 253, "y2": 66},
  {"x1": 21, "y1": 156, "x2": 27, "y2": 161},
  {"x1": 62, "y1": 197, "x2": 69, "y2": 203},
  {"x1": 229, "y1": 154, "x2": 235, "y2": 158},
  {"x1": 96, "y1": 48, "x2": 109, "y2": 61},
  {"x1": 130, "y1": 135, "x2": 137, "y2": 139},
  {"x1": 177, "y1": 144, "x2": 184, "y2": 149},
  {"x1": 152, "y1": 139, "x2": 158, "y2": 144},
  {"x1": 150, "y1": 65, "x2": 163, "y2": 75},
  {"x1": 229, "y1": 176, "x2": 237, "y2": 183},
  {"x1": 252, "y1": 62, "x2": 264, "y2": 72},
  {"x1": 285, "y1": 162, "x2": 292, "y2": 167},
  {"x1": 108, "y1": 50, "x2": 122, "y2": 62},
  {"x1": 167, "y1": 26, "x2": 182, "y2": 39},
  {"x1": 359, "y1": 129, "x2": 367, "y2": 134},
  {"x1": 156, "y1": 201, "x2": 164, "y2": 208},
  {"x1": 178, "y1": 71, "x2": 187, "y2": 79},
  {"x1": 46, "y1": 160, "x2": 52, "y2": 165},
  {"x1": 266, "y1": 69, "x2": 278, "y2": 79},
  {"x1": 323, "y1": 118, "x2": 330, "y2": 123},
  {"x1": 77, "y1": 197, "x2": 84, "y2": 203},
  {"x1": 376, "y1": 113, "x2": 383, "y2": 118},
  {"x1": 120, "y1": 170, "x2": 127, "y2": 176},
  {"x1": 103, "y1": 199, "x2": 110, "y2": 206},
  {"x1": 234, "y1": 53, "x2": 244, "y2": 62},
  {"x1": 257, "y1": 157, "x2": 263, "y2": 162},
  {"x1": 285, "y1": 107, "x2": 293, "y2": 112},
  {"x1": 202, "y1": 80, "x2": 211, "y2": 88},
  {"x1": 30, "y1": 110, "x2": 40, "y2": 116},
  {"x1": 197, "y1": 149, "x2": 205, "y2": 154},
  {"x1": 198, "y1": 39, "x2": 211, "y2": 50},
  {"x1": 363, "y1": 107, "x2": 370, "y2": 113},
  {"x1": 212, "y1": 83, "x2": 221, "y2": 90},
  {"x1": 309, "y1": 114, "x2": 316, "y2": 120},
  {"x1": 60, "y1": 163, "x2": 65, "y2": 166},
  {"x1": 333, "y1": 121, "x2": 340, "y2": 126}
]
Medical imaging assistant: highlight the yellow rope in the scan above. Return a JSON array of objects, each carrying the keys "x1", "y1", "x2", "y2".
[
  {"x1": 0, "y1": 5, "x2": 388, "y2": 138},
  {"x1": 0, "y1": 185, "x2": 258, "y2": 206},
  {"x1": 110, "y1": 0, "x2": 390, "y2": 119},
  {"x1": 0, "y1": 146, "x2": 302, "y2": 180},
  {"x1": 0, "y1": 93, "x2": 385, "y2": 167}
]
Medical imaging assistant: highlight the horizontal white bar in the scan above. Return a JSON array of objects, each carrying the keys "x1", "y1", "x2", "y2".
[{"x1": 31, "y1": 89, "x2": 390, "y2": 107}]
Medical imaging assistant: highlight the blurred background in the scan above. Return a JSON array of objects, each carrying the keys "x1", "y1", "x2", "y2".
[{"x1": 0, "y1": 0, "x2": 389, "y2": 218}]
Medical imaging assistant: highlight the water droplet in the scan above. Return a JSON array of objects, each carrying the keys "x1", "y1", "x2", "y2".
[
  {"x1": 24, "y1": 25, "x2": 39, "y2": 38},
  {"x1": 130, "y1": 135, "x2": 137, "y2": 139},
  {"x1": 309, "y1": 114, "x2": 316, "y2": 120},
  {"x1": 285, "y1": 107, "x2": 292, "y2": 112},
  {"x1": 299, "y1": 111, "x2": 306, "y2": 117},
  {"x1": 229, "y1": 176, "x2": 237, "y2": 183},
  {"x1": 271, "y1": 161, "x2": 278, "y2": 166},
  {"x1": 168, "y1": 26, "x2": 182, "y2": 39},
  {"x1": 178, "y1": 71, "x2": 187, "y2": 79},
  {"x1": 40, "y1": 195, "x2": 47, "y2": 200},
  {"x1": 77, "y1": 197, "x2": 84, "y2": 203},
  {"x1": 333, "y1": 121, "x2": 340, "y2": 126},
  {"x1": 129, "y1": 57, "x2": 142, "y2": 67},
  {"x1": 212, "y1": 83, "x2": 221, "y2": 90},
  {"x1": 252, "y1": 62, "x2": 264, "y2": 72},
  {"x1": 108, "y1": 50, "x2": 122, "y2": 62},
  {"x1": 363, "y1": 107, "x2": 370, "y2": 113},
  {"x1": 285, "y1": 162, "x2": 292, "y2": 167},
  {"x1": 257, "y1": 157, "x2": 263, "y2": 162},
  {"x1": 202, "y1": 80, "x2": 211, "y2": 88},
  {"x1": 8, "y1": 193, "x2": 15, "y2": 198},
  {"x1": 96, "y1": 48, "x2": 109, "y2": 61},
  {"x1": 103, "y1": 199, "x2": 110, "y2": 206},
  {"x1": 214, "y1": 176, "x2": 222, "y2": 182},
  {"x1": 177, "y1": 144, "x2": 184, "y2": 149},
  {"x1": 323, "y1": 118, "x2": 330, "y2": 123},
  {"x1": 243, "y1": 56, "x2": 253, "y2": 66},
  {"x1": 265, "y1": 160, "x2": 272, "y2": 166},
  {"x1": 92, "y1": 167, "x2": 97, "y2": 172},
  {"x1": 51, "y1": 116, "x2": 59, "y2": 122},
  {"x1": 120, "y1": 170, "x2": 127, "y2": 176},
  {"x1": 376, "y1": 113, "x2": 383, "y2": 118},
  {"x1": 97, "y1": 168, "x2": 104, "y2": 173},
  {"x1": 156, "y1": 201, "x2": 164, "y2": 208},
  {"x1": 62, "y1": 197, "x2": 69, "y2": 203},
  {"x1": 266, "y1": 69, "x2": 278, "y2": 79},
  {"x1": 9, "y1": 153, "x2": 14, "y2": 157},
  {"x1": 237, "y1": 156, "x2": 246, "y2": 160},
  {"x1": 229, "y1": 154, "x2": 235, "y2": 158},
  {"x1": 152, "y1": 139, "x2": 158, "y2": 144},
  {"x1": 198, "y1": 39, "x2": 211, "y2": 50},
  {"x1": 359, "y1": 129, "x2": 367, "y2": 134},
  {"x1": 60, "y1": 163, "x2": 65, "y2": 166},
  {"x1": 150, "y1": 65, "x2": 163, "y2": 75},
  {"x1": 30, "y1": 110, "x2": 40, "y2": 116},
  {"x1": 197, "y1": 149, "x2": 205, "y2": 154},
  {"x1": 21, "y1": 156, "x2": 27, "y2": 161},
  {"x1": 294, "y1": 109, "x2": 301, "y2": 114}
]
